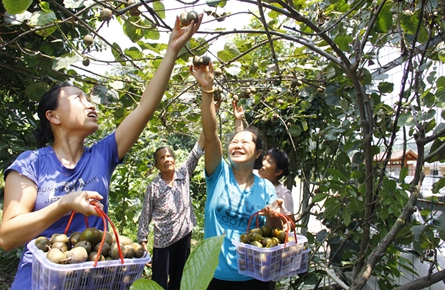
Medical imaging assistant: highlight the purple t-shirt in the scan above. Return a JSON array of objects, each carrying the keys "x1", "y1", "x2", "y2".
[{"x1": 5, "y1": 132, "x2": 121, "y2": 290}]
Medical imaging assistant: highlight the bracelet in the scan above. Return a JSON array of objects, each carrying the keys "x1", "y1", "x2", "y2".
[{"x1": 202, "y1": 87, "x2": 214, "y2": 94}]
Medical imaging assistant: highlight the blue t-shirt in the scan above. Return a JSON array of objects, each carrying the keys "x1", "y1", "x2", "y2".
[
  {"x1": 5, "y1": 132, "x2": 121, "y2": 290},
  {"x1": 204, "y1": 159, "x2": 277, "y2": 281}
]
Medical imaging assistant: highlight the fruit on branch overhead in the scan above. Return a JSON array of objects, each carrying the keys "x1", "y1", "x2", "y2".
[
  {"x1": 291, "y1": 78, "x2": 303, "y2": 89},
  {"x1": 193, "y1": 55, "x2": 210, "y2": 67},
  {"x1": 83, "y1": 34, "x2": 94, "y2": 46},
  {"x1": 187, "y1": 11, "x2": 199, "y2": 23},
  {"x1": 180, "y1": 11, "x2": 199, "y2": 26},
  {"x1": 100, "y1": 8, "x2": 113, "y2": 21},
  {"x1": 127, "y1": 0, "x2": 141, "y2": 16},
  {"x1": 82, "y1": 57, "x2": 90, "y2": 67}
]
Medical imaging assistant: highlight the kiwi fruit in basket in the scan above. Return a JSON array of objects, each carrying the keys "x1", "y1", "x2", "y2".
[
  {"x1": 34, "y1": 227, "x2": 146, "y2": 264},
  {"x1": 239, "y1": 225, "x2": 293, "y2": 248}
]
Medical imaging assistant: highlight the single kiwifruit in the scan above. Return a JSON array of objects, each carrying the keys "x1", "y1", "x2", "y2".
[
  {"x1": 110, "y1": 242, "x2": 127, "y2": 260},
  {"x1": 35, "y1": 236, "x2": 51, "y2": 252},
  {"x1": 102, "y1": 231, "x2": 113, "y2": 246},
  {"x1": 52, "y1": 241, "x2": 68, "y2": 252},
  {"x1": 179, "y1": 11, "x2": 190, "y2": 26},
  {"x1": 69, "y1": 231, "x2": 82, "y2": 247},
  {"x1": 82, "y1": 58, "x2": 90, "y2": 67},
  {"x1": 100, "y1": 8, "x2": 113, "y2": 21},
  {"x1": 94, "y1": 242, "x2": 110, "y2": 257},
  {"x1": 50, "y1": 233, "x2": 69, "y2": 245},
  {"x1": 187, "y1": 11, "x2": 199, "y2": 24},
  {"x1": 74, "y1": 240, "x2": 92, "y2": 254},
  {"x1": 124, "y1": 245, "x2": 134, "y2": 258},
  {"x1": 261, "y1": 225, "x2": 272, "y2": 237},
  {"x1": 88, "y1": 251, "x2": 105, "y2": 262},
  {"x1": 83, "y1": 34, "x2": 94, "y2": 46},
  {"x1": 47, "y1": 248, "x2": 67, "y2": 264},
  {"x1": 131, "y1": 243, "x2": 145, "y2": 258},
  {"x1": 118, "y1": 235, "x2": 133, "y2": 246},
  {"x1": 65, "y1": 247, "x2": 88, "y2": 264},
  {"x1": 80, "y1": 228, "x2": 102, "y2": 246}
]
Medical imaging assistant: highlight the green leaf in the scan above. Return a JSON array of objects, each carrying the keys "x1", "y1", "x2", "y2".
[
  {"x1": 342, "y1": 207, "x2": 351, "y2": 226},
  {"x1": 25, "y1": 82, "x2": 48, "y2": 101},
  {"x1": 180, "y1": 235, "x2": 224, "y2": 290},
  {"x1": 378, "y1": 82, "x2": 394, "y2": 94},
  {"x1": 111, "y1": 42, "x2": 126, "y2": 65},
  {"x1": 334, "y1": 35, "x2": 352, "y2": 52},
  {"x1": 224, "y1": 62, "x2": 242, "y2": 76},
  {"x1": 399, "y1": 166, "x2": 408, "y2": 182},
  {"x1": 28, "y1": 11, "x2": 57, "y2": 26},
  {"x1": 312, "y1": 193, "x2": 328, "y2": 203},
  {"x1": 432, "y1": 177, "x2": 445, "y2": 194},
  {"x1": 439, "y1": 50, "x2": 445, "y2": 63},
  {"x1": 327, "y1": 168, "x2": 348, "y2": 181},
  {"x1": 52, "y1": 53, "x2": 81, "y2": 71},
  {"x1": 374, "y1": 7, "x2": 392, "y2": 33},
  {"x1": 152, "y1": 1, "x2": 165, "y2": 19},
  {"x1": 3, "y1": 0, "x2": 32, "y2": 14},
  {"x1": 130, "y1": 279, "x2": 164, "y2": 290},
  {"x1": 206, "y1": 0, "x2": 227, "y2": 8},
  {"x1": 323, "y1": 201, "x2": 341, "y2": 219},
  {"x1": 437, "y1": 76, "x2": 445, "y2": 89}
]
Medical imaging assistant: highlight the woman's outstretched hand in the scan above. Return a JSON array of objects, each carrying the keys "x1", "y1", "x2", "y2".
[
  {"x1": 190, "y1": 61, "x2": 214, "y2": 91},
  {"x1": 168, "y1": 13, "x2": 203, "y2": 53}
]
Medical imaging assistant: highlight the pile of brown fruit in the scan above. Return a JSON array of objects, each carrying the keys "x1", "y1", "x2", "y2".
[
  {"x1": 34, "y1": 227, "x2": 145, "y2": 264},
  {"x1": 239, "y1": 225, "x2": 295, "y2": 248}
]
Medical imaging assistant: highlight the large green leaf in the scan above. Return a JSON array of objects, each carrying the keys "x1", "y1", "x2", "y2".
[
  {"x1": 130, "y1": 279, "x2": 164, "y2": 290},
  {"x1": 52, "y1": 53, "x2": 81, "y2": 71},
  {"x1": 130, "y1": 235, "x2": 223, "y2": 290},
  {"x1": 374, "y1": 1, "x2": 393, "y2": 33},
  {"x1": 2, "y1": 0, "x2": 32, "y2": 14},
  {"x1": 180, "y1": 235, "x2": 224, "y2": 290}
]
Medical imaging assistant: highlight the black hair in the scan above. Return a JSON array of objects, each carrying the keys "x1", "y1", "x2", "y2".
[
  {"x1": 32, "y1": 82, "x2": 72, "y2": 148},
  {"x1": 153, "y1": 146, "x2": 176, "y2": 166},
  {"x1": 265, "y1": 148, "x2": 290, "y2": 180},
  {"x1": 229, "y1": 126, "x2": 264, "y2": 169}
]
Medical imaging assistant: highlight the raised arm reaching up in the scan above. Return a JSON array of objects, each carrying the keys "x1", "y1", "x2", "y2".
[
  {"x1": 116, "y1": 15, "x2": 202, "y2": 160},
  {"x1": 189, "y1": 61, "x2": 222, "y2": 176}
]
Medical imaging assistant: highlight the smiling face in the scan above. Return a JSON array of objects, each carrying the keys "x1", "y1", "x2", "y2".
[
  {"x1": 228, "y1": 131, "x2": 261, "y2": 167},
  {"x1": 154, "y1": 147, "x2": 176, "y2": 174},
  {"x1": 49, "y1": 86, "x2": 98, "y2": 136}
]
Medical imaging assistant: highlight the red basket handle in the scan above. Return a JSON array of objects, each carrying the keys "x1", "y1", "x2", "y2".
[
  {"x1": 63, "y1": 200, "x2": 125, "y2": 266},
  {"x1": 246, "y1": 210, "x2": 297, "y2": 247}
]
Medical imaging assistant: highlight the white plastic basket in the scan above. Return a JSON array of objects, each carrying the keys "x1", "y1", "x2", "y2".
[
  {"x1": 233, "y1": 233, "x2": 308, "y2": 282},
  {"x1": 28, "y1": 239, "x2": 151, "y2": 290},
  {"x1": 272, "y1": 248, "x2": 310, "y2": 281}
]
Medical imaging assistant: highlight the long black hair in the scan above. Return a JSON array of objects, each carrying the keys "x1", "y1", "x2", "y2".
[{"x1": 32, "y1": 82, "x2": 72, "y2": 147}]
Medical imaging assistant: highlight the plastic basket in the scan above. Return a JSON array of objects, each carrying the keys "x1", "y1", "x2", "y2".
[
  {"x1": 233, "y1": 233, "x2": 308, "y2": 282},
  {"x1": 296, "y1": 248, "x2": 310, "y2": 274},
  {"x1": 272, "y1": 248, "x2": 310, "y2": 281},
  {"x1": 28, "y1": 239, "x2": 151, "y2": 290}
]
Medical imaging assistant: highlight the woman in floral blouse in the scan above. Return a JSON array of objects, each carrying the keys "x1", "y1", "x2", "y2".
[{"x1": 137, "y1": 132, "x2": 204, "y2": 290}]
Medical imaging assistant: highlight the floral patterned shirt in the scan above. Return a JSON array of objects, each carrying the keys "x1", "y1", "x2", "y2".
[{"x1": 137, "y1": 142, "x2": 204, "y2": 248}]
